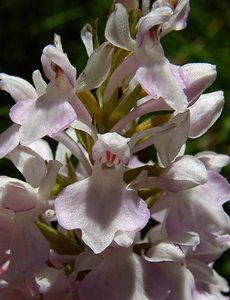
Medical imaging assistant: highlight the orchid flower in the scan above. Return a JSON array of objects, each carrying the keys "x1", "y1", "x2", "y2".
[
  {"x1": 0, "y1": 148, "x2": 61, "y2": 296},
  {"x1": 55, "y1": 132, "x2": 150, "y2": 254},
  {"x1": 0, "y1": 35, "x2": 90, "y2": 147}
]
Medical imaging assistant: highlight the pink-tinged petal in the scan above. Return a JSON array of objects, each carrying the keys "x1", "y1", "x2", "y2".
[
  {"x1": 203, "y1": 171, "x2": 230, "y2": 206},
  {"x1": 32, "y1": 70, "x2": 47, "y2": 96},
  {"x1": 116, "y1": 0, "x2": 138, "y2": 12},
  {"x1": 79, "y1": 248, "x2": 170, "y2": 300},
  {"x1": 131, "y1": 111, "x2": 190, "y2": 167},
  {"x1": 55, "y1": 165, "x2": 149, "y2": 253},
  {"x1": 41, "y1": 44, "x2": 76, "y2": 87},
  {"x1": 154, "y1": 0, "x2": 190, "y2": 35},
  {"x1": 104, "y1": 54, "x2": 140, "y2": 102},
  {"x1": 187, "y1": 260, "x2": 220, "y2": 286},
  {"x1": 161, "y1": 155, "x2": 208, "y2": 192},
  {"x1": 136, "y1": 58, "x2": 188, "y2": 112},
  {"x1": 164, "y1": 171, "x2": 230, "y2": 237},
  {"x1": 136, "y1": 6, "x2": 173, "y2": 47},
  {"x1": 0, "y1": 177, "x2": 38, "y2": 212},
  {"x1": 36, "y1": 267, "x2": 73, "y2": 300},
  {"x1": 161, "y1": 262, "x2": 195, "y2": 300},
  {"x1": 195, "y1": 151, "x2": 230, "y2": 173},
  {"x1": 5, "y1": 214, "x2": 50, "y2": 281},
  {"x1": 39, "y1": 160, "x2": 62, "y2": 200},
  {"x1": 28, "y1": 139, "x2": 54, "y2": 161},
  {"x1": 0, "y1": 209, "x2": 14, "y2": 253},
  {"x1": 105, "y1": 3, "x2": 135, "y2": 50},
  {"x1": 76, "y1": 42, "x2": 113, "y2": 92},
  {"x1": 81, "y1": 24, "x2": 94, "y2": 57},
  {"x1": 114, "y1": 231, "x2": 136, "y2": 247},
  {"x1": 19, "y1": 92, "x2": 77, "y2": 145},
  {"x1": 0, "y1": 124, "x2": 20, "y2": 158},
  {"x1": 145, "y1": 240, "x2": 185, "y2": 263},
  {"x1": 69, "y1": 95, "x2": 92, "y2": 123},
  {"x1": 189, "y1": 91, "x2": 224, "y2": 138},
  {"x1": 182, "y1": 63, "x2": 217, "y2": 102},
  {"x1": 0, "y1": 73, "x2": 37, "y2": 102},
  {"x1": 9, "y1": 98, "x2": 36, "y2": 124},
  {"x1": 7, "y1": 145, "x2": 47, "y2": 188}
]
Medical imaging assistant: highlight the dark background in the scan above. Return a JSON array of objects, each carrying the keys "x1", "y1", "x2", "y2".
[{"x1": 0, "y1": 0, "x2": 229, "y2": 284}]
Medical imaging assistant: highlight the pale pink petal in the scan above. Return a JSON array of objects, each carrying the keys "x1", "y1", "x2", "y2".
[
  {"x1": 0, "y1": 177, "x2": 38, "y2": 212},
  {"x1": 5, "y1": 214, "x2": 50, "y2": 281},
  {"x1": 0, "y1": 73, "x2": 37, "y2": 102},
  {"x1": 153, "y1": 0, "x2": 190, "y2": 35},
  {"x1": 19, "y1": 92, "x2": 77, "y2": 145},
  {"x1": 70, "y1": 95, "x2": 92, "y2": 123},
  {"x1": 0, "y1": 124, "x2": 20, "y2": 158},
  {"x1": 136, "y1": 57, "x2": 188, "y2": 112},
  {"x1": 105, "y1": 3, "x2": 135, "y2": 50},
  {"x1": 7, "y1": 145, "x2": 47, "y2": 188},
  {"x1": 79, "y1": 248, "x2": 169, "y2": 300},
  {"x1": 131, "y1": 111, "x2": 190, "y2": 167},
  {"x1": 28, "y1": 139, "x2": 54, "y2": 161},
  {"x1": 39, "y1": 160, "x2": 62, "y2": 199},
  {"x1": 161, "y1": 262, "x2": 195, "y2": 300},
  {"x1": 161, "y1": 155, "x2": 208, "y2": 192},
  {"x1": 182, "y1": 63, "x2": 217, "y2": 102},
  {"x1": 136, "y1": 6, "x2": 173, "y2": 47},
  {"x1": 76, "y1": 42, "x2": 113, "y2": 92},
  {"x1": 104, "y1": 54, "x2": 140, "y2": 102},
  {"x1": 195, "y1": 151, "x2": 230, "y2": 173},
  {"x1": 164, "y1": 171, "x2": 230, "y2": 237},
  {"x1": 55, "y1": 165, "x2": 149, "y2": 253},
  {"x1": 41, "y1": 45, "x2": 76, "y2": 87},
  {"x1": 9, "y1": 98, "x2": 36, "y2": 124},
  {"x1": 0, "y1": 209, "x2": 14, "y2": 253},
  {"x1": 80, "y1": 24, "x2": 94, "y2": 57},
  {"x1": 145, "y1": 240, "x2": 185, "y2": 263},
  {"x1": 32, "y1": 70, "x2": 47, "y2": 96},
  {"x1": 189, "y1": 91, "x2": 224, "y2": 138}
]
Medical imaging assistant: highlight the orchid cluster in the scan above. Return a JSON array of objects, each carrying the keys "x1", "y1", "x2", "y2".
[{"x1": 0, "y1": 0, "x2": 229, "y2": 299}]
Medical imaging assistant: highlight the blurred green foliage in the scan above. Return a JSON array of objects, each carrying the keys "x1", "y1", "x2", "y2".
[{"x1": 0, "y1": 0, "x2": 229, "y2": 284}]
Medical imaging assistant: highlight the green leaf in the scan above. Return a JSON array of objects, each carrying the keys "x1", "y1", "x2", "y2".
[{"x1": 37, "y1": 221, "x2": 83, "y2": 255}]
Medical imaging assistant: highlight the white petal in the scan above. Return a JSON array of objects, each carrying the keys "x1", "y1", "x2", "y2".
[
  {"x1": 29, "y1": 139, "x2": 54, "y2": 161},
  {"x1": 81, "y1": 24, "x2": 94, "y2": 57},
  {"x1": 6, "y1": 215, "x2": 50, "y2": 281},
  {"x1": 19, "y1": 92, "x2": 77, "y2": 145},
  {"x1": 76, "y1": 42, "x2": 114, "y2": 92},
  {"x1": 7, "y1": 145, "x2": 47, "y2": 188},
  {"x1": 0, "y1": 124, "x2": 20, "y2": 158},
  {"x1": 0, "y1": 73, "x2": 37, "y2": 102},
  {"x1": 162, "y1": 263, "x2": 195, "y2": 300},
  {"x1": 42, "y1": 45, "x2": 76, "y2": 87},
  {"x1": 195, "y1": 151, "x2": 230, "y2": 173},
  {"x1": 0, "y1": 176, "x2": 38, "y2": 212},
  {"x1": 189, "y1": 91, "x2": 224, "y2": 138},
  {"x1": 32, "y1": 70, "x2": 47, "y2": 96},
  {"x1": 145, "y1": 240, "x2": 185, "y2": 262},
  {"x1": 136, "y1": 57, "x2": 188, "y2": 112},
  {"x1": 71, "y1": 120, "x2": 97, "y2": 142},
  {"x1": 161, "y1": 155, "x2": 208, "y2": 192},
  {"x1": 105, "y1": 3, "x2": 135, "y2": 50},
  {"x1": 182, "y1": 63, "x2": 217, "y2": 102},
  {"x1": 39, "y1": 160, "x2": 62, "y2": 199}
]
